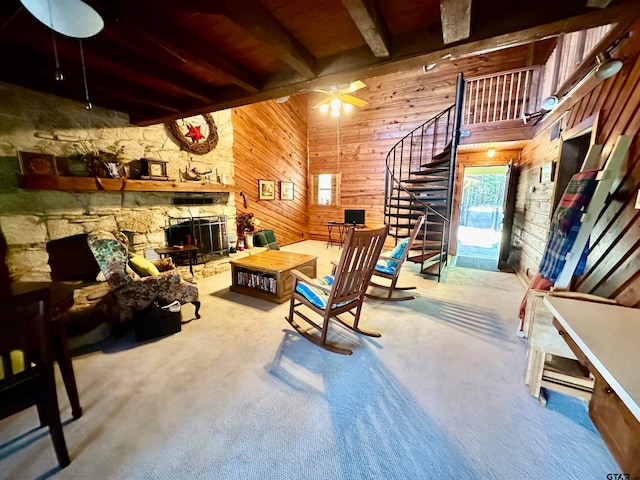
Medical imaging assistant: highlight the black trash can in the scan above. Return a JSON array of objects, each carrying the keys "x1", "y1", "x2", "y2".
[{"x1": 133, "y1": 301, "x2": 181, "y2": 341}]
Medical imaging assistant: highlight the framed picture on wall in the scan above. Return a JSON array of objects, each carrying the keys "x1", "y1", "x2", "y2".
[
  {"x1": 259, "y1": 179, "x2": 275, "y2": 200},
  {"x1": 18, "y1": 151, "x2": 57, "y2": 176},
  {"x1": 281, "y1": 181, "x2": 294, "y2": 200}
]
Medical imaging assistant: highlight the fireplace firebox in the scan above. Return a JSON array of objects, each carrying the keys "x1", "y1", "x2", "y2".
[{"x1": 165, "y1": 215, "x2": 229, "y2": 263}]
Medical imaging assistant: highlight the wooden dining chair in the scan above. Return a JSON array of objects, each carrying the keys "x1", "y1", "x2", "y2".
[
  {"x1": 0, "y1": 288, "x2": 71, "y2": 468},
  {"x1": 367, "y1": 215, "x2": 425, "y2": 301},
  {"x1": 286, "y1": 225, "x2": 388, "y2": 355}
]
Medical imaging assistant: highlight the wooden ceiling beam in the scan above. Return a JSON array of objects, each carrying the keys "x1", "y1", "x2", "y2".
[
  {"x1": 0, "y1": 42, "x2": 187, "y2": 114},
  {"x1": 341, "y1": 0, "x2": 391, "y2": 58},
  {"x1": 113, "y1": 16, "x2": 262, "y2": 94},
  {"x1": 0, "y1": 59, "x2": 173, "y2": 120},
  {"x1": 0, "y1": 21, "x2": 220, "y2": 105},
  {"x1": 440, "y1": 0, "x2": 472, "y2": 44},
  {"x1": 0, "y1": 2, "x2": 22, "y2": 35},
  {"x1": 74, "y1": 42, "x2": 219, "y2": 104},
  {"x1": 223, "y1": 0, "x2": 317, "y2": 79},
  {"x1": 416, "y1": 0, "x2": 640, "y2": 65},
  {"x1": 134, "y1": 0, "x2": 640, "y2": 125},
  {"x1": 124, "y1": 0, "x2": 226, "y2": 13}
]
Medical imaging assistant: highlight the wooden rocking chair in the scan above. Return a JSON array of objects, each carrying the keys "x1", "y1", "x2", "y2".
[
  {"x1": 286, "y1": 225, "x2": 388, "y2": 355},
  {"x1": 366, "y1": 215, "x2": 425, "y2": 301}
]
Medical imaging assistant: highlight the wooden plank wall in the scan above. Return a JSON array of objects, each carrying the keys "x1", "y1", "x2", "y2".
[
  {"x1": 232, "y1": 95, "x2": 308, "y2": 246},
  {"x1": 512, "y1": 134, "x2": 559, "y2": 278},
  {"x1": 307, "y1": 45, "x2": 533, "y2": 241},
  {"x1": 513, "y1": 17, "x2": 640, "y2": 308}
]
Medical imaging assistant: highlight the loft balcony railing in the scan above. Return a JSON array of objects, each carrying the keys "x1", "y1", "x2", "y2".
[{"x1": 464, "y1": 67, "x2": 538, "y2": 125}]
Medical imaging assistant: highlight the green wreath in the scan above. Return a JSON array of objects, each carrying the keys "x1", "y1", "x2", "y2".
[{"x1": 166, "y1": 113, "x2": 218, "y2": 155}]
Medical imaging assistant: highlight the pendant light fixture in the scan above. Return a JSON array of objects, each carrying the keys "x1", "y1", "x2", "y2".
[
  {"x1": 51, "y1": 31, "x2": 63, "y2": 81},
  {"x1": 20, "y1": 0, "x2": 104, "y2": 39},
  {"x1": 79, "y1": 40, "x2": 92, "y2": 110}
]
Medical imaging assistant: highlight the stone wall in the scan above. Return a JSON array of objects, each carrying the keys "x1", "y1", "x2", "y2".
[{"x1": 0, "y1": 82, "x2": 236, "y2": 282}]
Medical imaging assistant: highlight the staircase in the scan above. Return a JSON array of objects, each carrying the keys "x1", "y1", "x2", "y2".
[{"x1": 383, "y1": 74, "x2": 464, "y2": 280}]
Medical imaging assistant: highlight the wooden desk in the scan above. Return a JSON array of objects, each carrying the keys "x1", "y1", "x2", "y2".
[
  {"x1": 230, "y1": 250, "x2": 317, "y2": 303},
  {"x1": 9, "y1": 282, "x2": 82, "y2": 419},
  {"x1": 544, "y1": 296, "x2": 640, "y2": 475},
  {"x1": 155, "y1": 245, "x2": 199, "y2": 275}
]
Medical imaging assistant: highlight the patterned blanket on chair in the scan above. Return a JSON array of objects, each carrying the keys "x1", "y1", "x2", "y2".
[{"x1": 538, "y1": 169, "x2": 598, "y2": 282}]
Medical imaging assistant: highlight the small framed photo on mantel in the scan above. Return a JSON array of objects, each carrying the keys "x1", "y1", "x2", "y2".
[
  {"x1": 259, "y1": 179, "x2": 275, "y2": 200},
  {"x1": 280, "y1": 181, "x2": 294, "y2": 200},
  {"x1": 18, "y1": 151, "x2": 57, "y2": 176}
]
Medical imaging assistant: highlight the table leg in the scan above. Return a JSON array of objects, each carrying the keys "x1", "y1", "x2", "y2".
[
  {"x1": 338, "y1": 225, "x2": 346, "y2": 248},
  {"x1": 52, "y1": 320, "x2": 82, "y2": 419}
]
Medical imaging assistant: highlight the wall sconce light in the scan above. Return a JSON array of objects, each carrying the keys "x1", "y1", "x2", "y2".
[
  {"x1": 541, "y1": 95, "x2": 559, "y2": 111},
  {"x1": 594, "y1": 51, "x2": 623, "y2": 80},
  {"x1": 521, "y1": 111, "x2": 545, "y2": 125}
]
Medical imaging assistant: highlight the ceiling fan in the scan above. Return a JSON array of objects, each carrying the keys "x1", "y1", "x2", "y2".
[{"x1": 312, "y1": 80, "x2": 368, "y2": 116}]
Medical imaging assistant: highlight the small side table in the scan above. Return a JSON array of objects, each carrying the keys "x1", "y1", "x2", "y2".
[
  {"x1": 155, "y1": 245, "x2": 199, "y2": 275},
  {"x1": 325, "y1": 222, "x2": 347, "y2": 248}
]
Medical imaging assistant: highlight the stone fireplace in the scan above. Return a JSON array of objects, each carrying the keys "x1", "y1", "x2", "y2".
[
  {"x1": 165, "y1": 214, "x2": 230, "y2": 262},
  {"x1": 0, "y1": 82, "x2": 237, "y2": 283}
]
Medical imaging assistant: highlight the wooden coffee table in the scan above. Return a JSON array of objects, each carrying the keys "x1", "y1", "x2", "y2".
[{"x1": 230, "y1": 250, "x2": 317, "y2": 303}]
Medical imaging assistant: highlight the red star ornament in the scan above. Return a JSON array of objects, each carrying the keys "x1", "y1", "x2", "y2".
[{"x1": 185, "y1": 123, "x2": 205, "y2": 143}]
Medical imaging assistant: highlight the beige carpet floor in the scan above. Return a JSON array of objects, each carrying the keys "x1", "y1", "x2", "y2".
[{"x1": 0, "y1": 241, "x2": 618, "y2": 479}]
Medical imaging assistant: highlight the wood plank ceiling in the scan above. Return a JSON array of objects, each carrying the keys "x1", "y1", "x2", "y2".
[{"x1": 0, "y1": 0, "x2": 635, "y2": 126}]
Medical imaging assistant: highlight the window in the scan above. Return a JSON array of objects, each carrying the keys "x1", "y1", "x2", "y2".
[
  {"x1": 311, "y1": 173, "x2": 340, "y2": 206},
  {"x1": 318, "y1": 174, "x2": 332, "y2": 205}
]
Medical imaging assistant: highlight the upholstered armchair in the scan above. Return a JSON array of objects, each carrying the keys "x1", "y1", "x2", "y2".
[{"x1": 87, "y1": 231, "x2": 200, "y2": 322}]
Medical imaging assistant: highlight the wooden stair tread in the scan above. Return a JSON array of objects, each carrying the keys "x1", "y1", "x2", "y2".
[
  {"x1": 387, "y1": 221, "x2": 443, "y2": 228},
  {"x1": 408, "y1": 251, "x2": 441, "y2": 262},
  {"x1": 387, "y1": 205, "x2": 446, "y2": 212},
  {"x1": 416, "y1": 166, "x2": 449, "y2": 173},
  {"x1": 389, "y1": 195, "x2": 448, "y2": 202},
  {"x1": 432, "y1": 144, "x2": 452, "y2": 160},
  {"x1": 407, "y1": 174, "x2": 448, "y2": 181},
  {"x1": 403, "y1": 178, "x2": 449, "y2": 185},
  {"x1": 403, "y1": 185, "x2": 449, "y2": 191}
]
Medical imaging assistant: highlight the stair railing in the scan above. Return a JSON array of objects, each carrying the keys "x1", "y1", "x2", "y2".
[
  {"x1": 384, "y1": 73, "x2": 465, "y2": 280},
  {"x1": 383, "y1": 105, "x2": 455, "y2": 278}
]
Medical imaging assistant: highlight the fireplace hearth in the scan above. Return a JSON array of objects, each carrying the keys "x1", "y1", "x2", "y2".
[{"x1": 165, "y1": 215, "x2": 229, "y2": 263}]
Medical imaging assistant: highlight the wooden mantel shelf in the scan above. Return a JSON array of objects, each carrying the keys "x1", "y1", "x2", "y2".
[{"x1": 17, "y1": 175, "x2": 240, "y2": 193}]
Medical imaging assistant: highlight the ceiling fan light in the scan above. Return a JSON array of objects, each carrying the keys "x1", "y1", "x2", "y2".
[
  {"x1": 330, "y1": 98, "x2": 341, "y2": 110},
  {"x1": 20, "y1": 0, "x2": 104, "y2": 39},
  {"x1": 595, "y1": 52, "x2": 623, "y2": 80},
  {"x1": 330, "y1": 108, "x2": 340, "y2": 118},
  {"x1": 342, "y1": 103, "x2": 352, "y2": 113},
  {"x1": 319, "y1": 104, "x2": 329, "y2": 114}
]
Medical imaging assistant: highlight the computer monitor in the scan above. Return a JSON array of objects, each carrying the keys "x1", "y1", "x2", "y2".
[{"x1": 344, "y1": 209, "x2": 365, "y2": 225}]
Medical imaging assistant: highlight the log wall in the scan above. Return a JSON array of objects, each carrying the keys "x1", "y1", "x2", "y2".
[
  {"x1": 232, "y1": 95, "x2": 308, "y2": 247},
  {"x1": 514, "y1": 18, "x2": 640, "y2": 307},
  {"x1": 307, "y1": 45, "x2": 534, "y2": 241}
]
